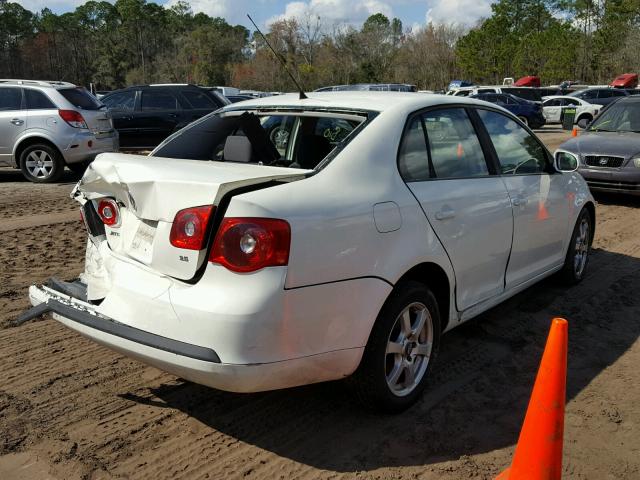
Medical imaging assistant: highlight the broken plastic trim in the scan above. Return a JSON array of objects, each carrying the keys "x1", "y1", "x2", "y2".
[{"x1": 17, "y1": 282, "x2": 221, "y2": 363}]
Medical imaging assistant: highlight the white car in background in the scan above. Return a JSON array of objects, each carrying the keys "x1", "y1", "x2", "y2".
[
  {"x1": 23, "y1": 92, "x2": 595, "y2": 413},
  {"x1": 542, "y1": 95, "x2": 600, "y2": 127}
]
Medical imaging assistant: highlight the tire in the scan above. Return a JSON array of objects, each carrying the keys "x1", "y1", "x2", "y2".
[
  {"x1": 560, "y1": 208, "x2": 593, "y2": 285},
  {"x1": 517, "y1": 116, "x2": 528, "y2": 126},
  {"x1": 348, "y1": 281, "x2": 441, "y2": 413},
  {"x1": 19, "y1": 143, "x2": 64, "y2": 183}
]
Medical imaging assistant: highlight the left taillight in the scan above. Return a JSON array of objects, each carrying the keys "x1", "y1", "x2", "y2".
[
  {"x1": 209, "y1": 218, "x2": 291, "y2": 273},
  {"x1": 97, "y1": 198, "x2": 120, "y2": 227},
  {"x1": 58, "y1": 109, "x2": 88, "y2": 129},
  {"x1": 170, "y1": 205, "x2": 215, "y2": 250}
]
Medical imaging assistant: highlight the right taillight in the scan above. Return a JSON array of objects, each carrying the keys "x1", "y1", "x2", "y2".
[
  {"x1": 170, "y1": 205, "x2": 214, "y2": 250},
  {"x1": 97, "y1": 198, "x2": 120, "y2": 227},
  {"x1": 209, "y1": 218, "x2": 290, "y2": 272},
  {"x1": 59, "y1": 109, "x2": 88, "y2": 129}
]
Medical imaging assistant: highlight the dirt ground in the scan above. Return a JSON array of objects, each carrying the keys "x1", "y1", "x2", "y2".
[{"x1": 1, "y1": 127, "x2": 639, "y2": 479}]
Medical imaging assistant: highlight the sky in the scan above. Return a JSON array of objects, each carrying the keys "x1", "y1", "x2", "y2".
[{"x1": 17, "y1": 0, "x2": 495, "y2": 29}]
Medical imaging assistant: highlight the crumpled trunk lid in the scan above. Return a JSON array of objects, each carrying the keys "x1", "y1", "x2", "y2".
[{"x1": 75, "y1": 153, "x2": 307, "y2": 288}]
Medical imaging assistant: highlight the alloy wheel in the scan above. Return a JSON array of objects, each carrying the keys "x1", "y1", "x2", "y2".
[
  {"x1": 385, "y1": 302, "x2": 433, "y2": 397},
  {"x1": 574, "y1": 217, "x2": 590, "y2": 277},
  {"x1": 25, "y1": 150, "x2": 54, "y2": 179}
]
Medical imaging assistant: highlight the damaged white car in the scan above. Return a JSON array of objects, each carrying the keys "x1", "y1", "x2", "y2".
[{"x1": 23, "y1": 92, "x2": 595, "y2": 412}]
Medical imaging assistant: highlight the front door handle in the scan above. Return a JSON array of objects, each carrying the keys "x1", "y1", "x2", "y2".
[
  {"x1": 435, "y1": 207, "x2": 456, "y2": 220},
  {"x1": 512, "y1": 194, "x2": 528, "y2": 207},
  {"x1": 10, "y1": 118, "x2": 24, "y2": 126}
]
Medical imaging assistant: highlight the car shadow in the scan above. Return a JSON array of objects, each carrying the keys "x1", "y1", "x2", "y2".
[
  {"x1": 593, "y1": 191, "x2": 640, "y2": 207},
  {"x1": 0, "y1": 167, "x2": 81, "y2": 184},
  {"x1": 121, "y1": 247, "x2": 640, "y2": 472}
]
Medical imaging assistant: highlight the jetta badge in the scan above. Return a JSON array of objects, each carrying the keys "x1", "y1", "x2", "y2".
[{"x1": 599, "y1": 157, "x2": 608, "y2": 165}]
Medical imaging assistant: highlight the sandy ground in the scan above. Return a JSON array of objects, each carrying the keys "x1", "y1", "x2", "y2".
[{"x1": 1, "y1": 128, "x2": 639, "y2": 479}]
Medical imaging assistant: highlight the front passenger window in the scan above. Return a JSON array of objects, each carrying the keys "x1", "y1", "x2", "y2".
[{"x1": 478, "y1": 109, "x2": 548, "y2": 174}]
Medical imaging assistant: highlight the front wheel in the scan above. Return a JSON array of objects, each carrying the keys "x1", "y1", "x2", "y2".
[
  {"x1": 560, "y1": 208, "x2": 592, "y2": 284},
  {"x1": 349, "y1": 281, "x2": 441, "y2": 413}
]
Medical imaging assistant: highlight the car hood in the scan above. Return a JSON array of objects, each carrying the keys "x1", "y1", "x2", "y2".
[{"x1": 559, "y1": 131, "x2": 640, "y2": 158}]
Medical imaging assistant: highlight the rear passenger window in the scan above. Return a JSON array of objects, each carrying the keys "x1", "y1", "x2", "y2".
[
  {"x1": 141, "y1": 91, "x2": 178, "y2": 110},
  {"x1": 478, "y1": 109, "x2": 548, "y2": 174},
  {"x1": 423, "y1": 109, "x2": 489, "y2": 178},
  {"x1": 0, "y1": 87, "x2": 22, "y2": 111},
  {"x1": 398, "y1": 117, "x2": 430, "y2": 181},
  {"x1": 182, "y1": 91, "x2": 216, "y2": 109},
  {"x1": 25, "y1": 89, "x2": 56, "y2": 109}
]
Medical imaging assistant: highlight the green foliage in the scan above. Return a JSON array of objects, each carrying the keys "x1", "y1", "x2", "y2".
[{"x1": 3, "y1": 0, "x2": 640, "y2": 91}]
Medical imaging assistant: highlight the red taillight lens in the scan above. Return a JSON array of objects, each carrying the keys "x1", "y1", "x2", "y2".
[
  {"x1": 209, "y1": 218, "x2": 290, "y2": 272},
  {"x1": 59, "y1": 109, "x2": 88, "y2": 129},
  {"x1": 170, "y1": 205, "x2": 214, "y2": 250},
  {"x1": 97, "y1": 199, "x2": 120, "y2": 227}
]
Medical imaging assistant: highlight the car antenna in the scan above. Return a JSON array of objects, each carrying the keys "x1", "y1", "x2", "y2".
[{"x1": 247, "y1": 14, "x2": 308, "y2": 100}]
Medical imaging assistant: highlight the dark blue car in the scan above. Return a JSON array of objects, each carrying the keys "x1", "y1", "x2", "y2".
[{"x1": 471, "y1": 93, "x2": 546, "y2": 129}]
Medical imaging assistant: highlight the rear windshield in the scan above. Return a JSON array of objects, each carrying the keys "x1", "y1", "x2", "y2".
[
  {"x1": 153, "y1": 110, "x2": 366, "y2": 169},
  {"x1": 59, "y1": 88, "x2": 102, "y2": 110}
]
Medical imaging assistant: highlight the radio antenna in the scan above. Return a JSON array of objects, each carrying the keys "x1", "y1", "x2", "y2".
[{"x1": 247, "y1": 14, "x2": 308, "y2": 100}]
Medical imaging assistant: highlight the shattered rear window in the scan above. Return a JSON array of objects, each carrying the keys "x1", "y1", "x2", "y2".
[{"x1": 152, "y1": 110, "x2": 367, "y2": 170}]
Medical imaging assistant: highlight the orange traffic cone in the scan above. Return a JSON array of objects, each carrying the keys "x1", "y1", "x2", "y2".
[
  {"x1": 457, "y1": 142, "x2": 464, "y2": 158},
  {"x1": 495, "y1": 317, "x2": 568, "y2": 480},
  {"x1": 571, "y1": 127, "x2": 578, "y2": 137},
  {"x1": 537, "y1": 201, "x2": 549, "y2": 220}
]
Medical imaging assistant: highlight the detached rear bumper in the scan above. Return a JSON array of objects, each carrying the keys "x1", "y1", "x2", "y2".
[{"x1": 24, "y1": 281, "x2": 364, "y2": 393}]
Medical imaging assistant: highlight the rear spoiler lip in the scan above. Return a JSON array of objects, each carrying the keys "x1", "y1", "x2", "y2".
[{"x1": 18, "y1": 281, "x2": 221, "y2": 364}]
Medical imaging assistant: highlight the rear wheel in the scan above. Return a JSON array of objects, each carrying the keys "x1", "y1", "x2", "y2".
[
  {"x1": 349, "y1": 281, "x2": 441, "y2": 413},
  {"x1": 560, "y1": 208, "x2": 592, "y2": 284},
  {"x1": 19, "y1": 144, "x2": 64, "y2": 183}
]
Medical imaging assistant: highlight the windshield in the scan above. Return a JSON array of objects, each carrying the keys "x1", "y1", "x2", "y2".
[
  {"x1": 59, "y1": 87, "x2": 103, "y2": 110},
  {"x1": 152, "y1": 110, "x2": 367, "y2": 169},
  {"x1": 588, "y1": 101, "x2": 640, "y2": 132}
]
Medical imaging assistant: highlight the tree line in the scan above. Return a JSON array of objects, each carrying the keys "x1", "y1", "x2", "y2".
[{"x1": 1, "y1": 0, "x2": 640, "y2": 92}]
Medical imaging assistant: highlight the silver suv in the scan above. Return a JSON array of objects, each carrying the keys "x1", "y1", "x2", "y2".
[{"x1": 0, "y1": 80, "x2": 118, "y2": 183}]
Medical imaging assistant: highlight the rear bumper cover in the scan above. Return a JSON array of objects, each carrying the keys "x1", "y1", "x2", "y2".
[
  {"x1": 24, "y1": 279, "x2": 369, "y2": 393},
  {"x1": 22, "y1": 285, "x2": 219, "y2": 363}
]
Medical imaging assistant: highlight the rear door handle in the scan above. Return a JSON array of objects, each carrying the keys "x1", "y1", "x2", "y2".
[
  {"x1": 435, "y1": 207, "x2": 456, "y2": 220},
  {"x1": 10, "y1": 118, "x2": 24, "y2": 126}
]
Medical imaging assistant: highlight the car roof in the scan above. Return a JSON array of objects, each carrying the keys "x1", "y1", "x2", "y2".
[
  {"x1": 0, "y1": 79, "x2": 77, "y2": 89},
  {"x1": 221, "y1": 91, "x2": 488, "y2": 114}
]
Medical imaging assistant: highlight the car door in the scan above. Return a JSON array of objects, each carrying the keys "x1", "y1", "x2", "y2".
[
  {"x1": 477, "y1": 109, "x2": 570, "y2": 288},
  {"x1": 138, "y1": 89, "x2": 183, "y2": 147},
  {"x1": 101, "y1": 90, "x2": 137, "y2": 148},
  {"x1": 0, "y1": 86, "x2": 25, "y2": 166},
  {"x1": 543, "y1": 99, "x2": 562, "y2": 122},
  {"x1": 399, "y1": 107, "x2": 514, "y2": 311}
]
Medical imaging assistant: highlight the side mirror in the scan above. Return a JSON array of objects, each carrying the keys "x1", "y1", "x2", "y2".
[{"x1": 554, "y1": 151, "x2": 579, "y2": 172}]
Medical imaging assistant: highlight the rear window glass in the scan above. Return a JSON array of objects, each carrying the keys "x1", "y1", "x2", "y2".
[
  {"x1": 25, "y1": 89, "x2": 56, "y2": 109},
  {"x1": 153, "y1": 111, "x2": 365, "y2": 170},
  {"x1": 142, "y1": 91, "x2": 178, "y2": 111},
  {"x1": 0, "y1": 87, "x2": 22, "y2": 110},
  {"x1": 182, "y1": 90, "x2": 216, "y2": 109},
  {"x1": 59, "y1": 88, "x2": 102, "y2": 110}
]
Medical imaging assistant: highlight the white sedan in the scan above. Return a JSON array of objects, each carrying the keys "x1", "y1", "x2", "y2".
[
  {"x1": 542, "y1": 95, "x2": 600, "y2": 127},
  {"x1": 23, "y1": 92, "x2": 595, "y2": 412}
]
